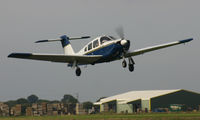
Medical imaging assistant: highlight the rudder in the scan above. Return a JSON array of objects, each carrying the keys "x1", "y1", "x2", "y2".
[{"x1": 60, "y1": 35, "x2": 75, "y2": 55}]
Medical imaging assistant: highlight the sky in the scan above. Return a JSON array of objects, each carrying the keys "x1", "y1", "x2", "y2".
[{"x1": 0, "y1": 0, "x2": 200, "y2": 102}]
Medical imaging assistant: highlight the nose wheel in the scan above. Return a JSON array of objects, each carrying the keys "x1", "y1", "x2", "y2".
[{"x1": 75, "y1": 67, "x2": 81, "y2": 76}]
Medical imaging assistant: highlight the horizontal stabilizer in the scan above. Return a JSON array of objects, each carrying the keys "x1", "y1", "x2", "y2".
[
  {"x1": 69, "y1": 36, "x2": 90, "y2": 40},
  {"x1": 35, "y1": 36, "x2": 90, "y2": 43},
  {"x1": 35, "y1": 39, "x2": 61, "y2": 43}
]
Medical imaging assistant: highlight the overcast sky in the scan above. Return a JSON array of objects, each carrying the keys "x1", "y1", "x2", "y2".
[{"x1": 1, "y1": 0, "x2": 200, "y2": 102}]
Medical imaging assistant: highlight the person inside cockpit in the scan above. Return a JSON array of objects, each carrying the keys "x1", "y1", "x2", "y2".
[{"x1": 100, "y1": 36, "x2": 111, "y2": 44}]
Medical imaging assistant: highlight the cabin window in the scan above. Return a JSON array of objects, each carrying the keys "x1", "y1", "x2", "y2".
[
  {"x1": 93, "y1": 39, "x2": 99, "y2": 48},
  {"x1": 84, "y1": 47, "x2": 87, "y2": 52},
  {"x1": 88, "y1": 43, "x2": 92, "y2": 51},
  {"x1": 100, "y1": 36, "x2": 111, "y2": 44}
]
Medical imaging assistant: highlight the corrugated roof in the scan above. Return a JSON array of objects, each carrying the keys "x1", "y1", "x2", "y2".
[{"x1": 94, "y1": 89, "x2": 181, "y2": 105}]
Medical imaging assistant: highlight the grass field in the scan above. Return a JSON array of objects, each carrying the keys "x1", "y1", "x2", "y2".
[{"x1": 0, "y1": 112, "x2": 200, "y2": 120}]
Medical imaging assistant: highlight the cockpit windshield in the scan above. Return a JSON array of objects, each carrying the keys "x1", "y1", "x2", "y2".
[
  {"x1": 100, "y1": 36, "x2": 111, "y2": 44},
  {"x1": 109, "y1": 36, "x2": 116, "y2": 40}
]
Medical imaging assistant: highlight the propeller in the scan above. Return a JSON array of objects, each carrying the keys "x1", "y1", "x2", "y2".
[
  {"x1": 116, "y1": 26, "x2": 125, "y2": 40},
  {"x1": 115, "y1": 26, "x2": 130, "y2": 51}
]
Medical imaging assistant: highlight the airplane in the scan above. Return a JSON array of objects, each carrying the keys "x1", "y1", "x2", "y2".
[{"x1": 8, "y1": 31, "x2": 193, "y2": 76}]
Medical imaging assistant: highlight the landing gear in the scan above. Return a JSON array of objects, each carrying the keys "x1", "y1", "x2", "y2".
[
  {"x1": 122, "y1": 60, "x2": 127, "y2": 68},
  {"x1": 122, "y1": 57, "x2": 135, "y2": 72},
  {"x1": 72, "y1": 61, "x2": 81, "y2": 76},
  {"x1": 128, "y1": 64, "x2": 134, "y2": 72},
  {"x1": 128, "y1": 57, "x2": 135, "y2": 72},
  {"x1": 75, "y1": 67, "x2": 81, "y2": 76}
]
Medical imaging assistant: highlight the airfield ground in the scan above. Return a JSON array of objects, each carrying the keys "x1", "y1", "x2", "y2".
[{"x1": 0, "y1": 112, "x2": 200, "y2": 120}]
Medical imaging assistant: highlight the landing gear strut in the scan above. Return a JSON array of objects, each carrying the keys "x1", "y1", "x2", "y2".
[
  {"x1": 128, "y1": 57, "x2": 135, "y2": 72},
  {"x1": 75, "y1": 67, "x2": 81, "y2": 76}
]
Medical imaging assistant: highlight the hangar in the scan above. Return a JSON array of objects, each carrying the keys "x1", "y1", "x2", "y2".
[{"x1": 94, "y1": 89, "x2": 200, "y2": 113}]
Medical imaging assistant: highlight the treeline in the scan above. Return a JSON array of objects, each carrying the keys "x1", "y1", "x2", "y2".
[{"x1": 4, "y1": 94, "x2": 93, "y2": 115}]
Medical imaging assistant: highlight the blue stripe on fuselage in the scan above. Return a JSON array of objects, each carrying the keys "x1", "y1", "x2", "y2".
[
  {"x1": 86, "y1": 43, "x2": 123, "y2": 63},
  {"x1": 67, "y1": 43, "x2": 123, "y2": 67},
  {"x1": 68, "y1": 43, "x2": 123, "y2": 67}
]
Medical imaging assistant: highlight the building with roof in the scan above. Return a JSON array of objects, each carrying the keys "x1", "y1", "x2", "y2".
[{"x1": 94, "y1": 89, "x2": 200, "y2": 113}]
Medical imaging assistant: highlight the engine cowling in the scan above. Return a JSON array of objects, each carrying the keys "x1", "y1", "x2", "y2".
[{"x1": 120, "y1": 40, "x2": 130, "y2": 51}]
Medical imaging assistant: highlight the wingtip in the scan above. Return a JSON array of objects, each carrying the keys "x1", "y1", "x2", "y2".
[
  {"x1": 8, "y1": 53, "x2": 20, "y2": 58},
  {"x1": 8, "y1": 53, "x2": 32, "y2": 58},
  {"x1": 8, "y1": 53, "x2": 13, "y2": 58},
  {"x1": 179, "y1": 38, "x2": 193, "y2": 43}
]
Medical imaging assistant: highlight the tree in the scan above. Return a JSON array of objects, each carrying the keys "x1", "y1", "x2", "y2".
[
  {"x1": 61, "y1": 94, "x2": 78, "y2": 114},
  {"x1": 16, "y1": 98, "x2": 29, "y2": 104},
  {"x1": 27, "y1": 94, "x2": 39, "y2": 103},
  {"x1": 37, "y1": 99, "x2": 50, "y2": 104},
  {"x1": 61, "y1": 94, "x2": 78, "y2": 104},
  {"x1": 5, "y1": 98, "x2": 30, "y2": 115},
  {"x1": 49, "y1": 100, "x2": 60, "y2": 104},
  {"x1": 5, "y1": 100, "x2": 17, "y2": 107},
  {"x1": 83, "y1": 101, "x2": 93, "y2": 110}
]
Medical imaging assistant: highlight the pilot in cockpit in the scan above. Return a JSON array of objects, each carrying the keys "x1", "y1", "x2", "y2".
[{"x1": 100, "y1": 36, "x2": 112, "y2": 44}]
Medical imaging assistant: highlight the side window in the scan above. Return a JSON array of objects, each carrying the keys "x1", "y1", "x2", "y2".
[
  {"x1": 88, "y1": 43, "x2": 92, "y2": 51},
  {"x1": 93, "y1": 39, "x2": 99, "y2": 48},
  {"x1": 84, "y1": 47, "x2": 87, "y2": 52}
]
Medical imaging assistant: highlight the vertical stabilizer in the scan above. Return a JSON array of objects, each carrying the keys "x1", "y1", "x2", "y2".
[{"x1": 60, "y1": 35, "x2": 75, "y2": 55}]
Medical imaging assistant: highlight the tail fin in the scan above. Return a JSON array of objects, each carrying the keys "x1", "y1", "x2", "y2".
[{"x1": 60, "y1": 35, "x2": 75, "y2": 55}]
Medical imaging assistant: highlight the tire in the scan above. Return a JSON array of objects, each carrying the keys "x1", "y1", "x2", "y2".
[
  {"x1": 76, "y1": 67, "x2": 81, "y2": 76},
  {"x1": 128, "y1": 64, "x2": 134, "y2": 72},
  {"x1": 122, "y1": 60, "x2": 127, "y2": 68}
]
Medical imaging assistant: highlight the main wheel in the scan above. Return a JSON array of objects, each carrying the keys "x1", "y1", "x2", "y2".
[
  {"x1": 122, "y1": 60, "x2": 127, "y2": 68},
  {"x1": 76, "y1": 67, "x2": 81, "y2": 76},
  {"x1": 128, "y1": 64, "x2": 134, "y2": 72}
]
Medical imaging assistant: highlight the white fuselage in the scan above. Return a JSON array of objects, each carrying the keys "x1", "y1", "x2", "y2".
[{"x1": 77, "y1": 36, "x2": 121, "y2": 55}]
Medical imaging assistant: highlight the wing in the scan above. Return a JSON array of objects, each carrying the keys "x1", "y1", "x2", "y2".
[
  {"x1": 125, "y1": 38, "x2": 193, "y2": 57},
  {"x1": 8, "y1": 53, "x2": 102, "y2": 64}
]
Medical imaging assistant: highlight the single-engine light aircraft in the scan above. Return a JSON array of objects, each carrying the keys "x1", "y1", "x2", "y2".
[{"x1": 8, "y1": 31, "x2": 193, "y2": 76}]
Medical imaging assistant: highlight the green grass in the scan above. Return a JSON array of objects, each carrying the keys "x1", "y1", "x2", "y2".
[{"x1": 0, "y1": 112, "x2": 200, "y2": 120}]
